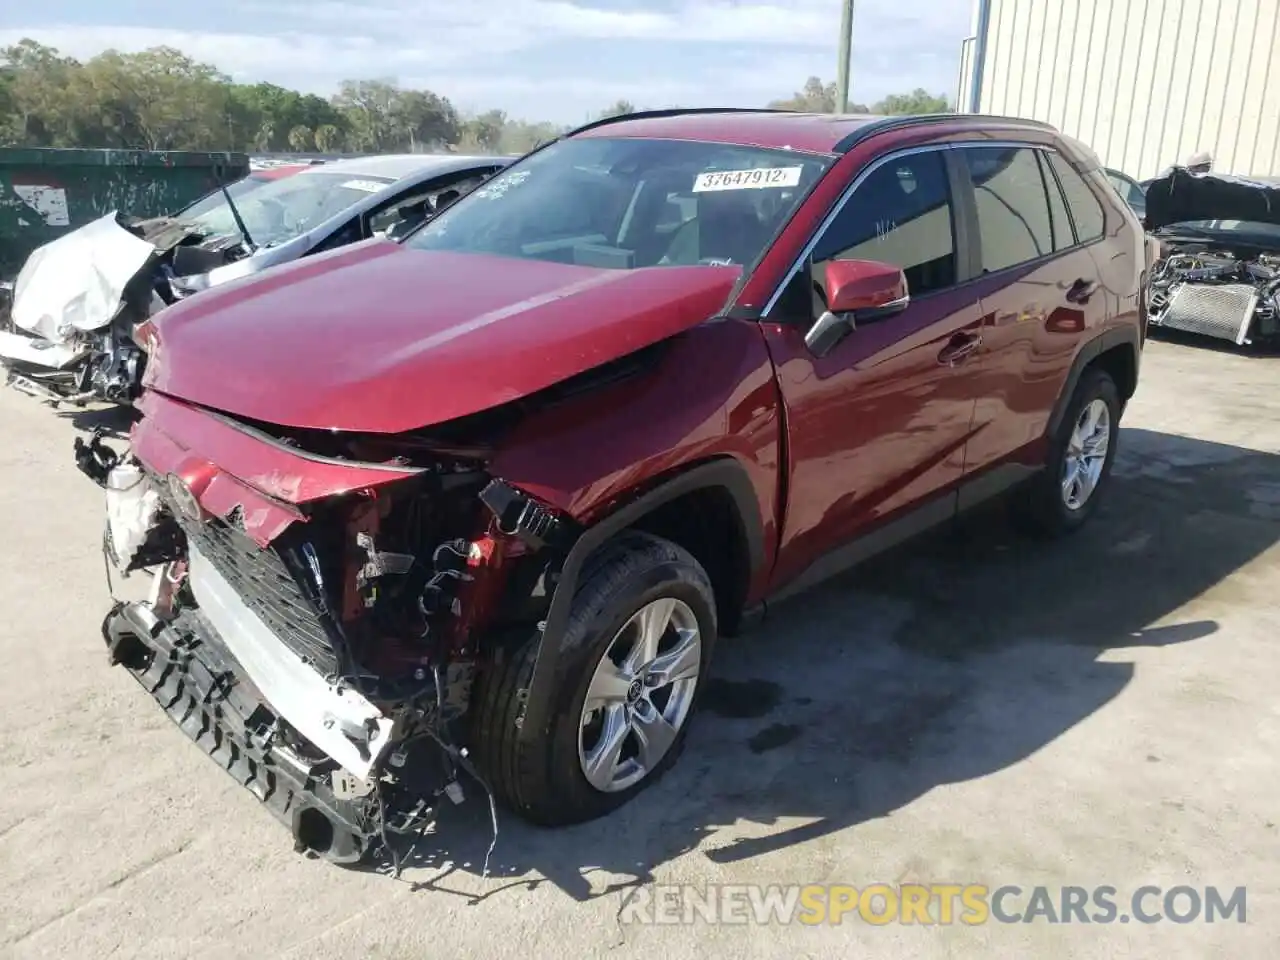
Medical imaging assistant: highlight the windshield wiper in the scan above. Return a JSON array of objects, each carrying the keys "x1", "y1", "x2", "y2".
[{"x1": 218, "y1": 179, "x2": 258, "y2": 252}]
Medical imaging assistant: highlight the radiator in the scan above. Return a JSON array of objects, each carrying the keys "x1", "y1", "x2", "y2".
[{"x1": 1157, "y1": 282, "x2": 1258, "y2": 345}]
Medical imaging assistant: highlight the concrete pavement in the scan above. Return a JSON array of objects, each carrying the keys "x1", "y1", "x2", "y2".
[{"x1": 1, "y1": 337, "x2": 1277, "y2": 958}]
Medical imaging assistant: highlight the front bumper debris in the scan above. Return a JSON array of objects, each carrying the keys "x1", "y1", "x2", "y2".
[
  {"x1": 102, "y1": 598, "x2": 380, "y2": 863},
  {"x1": 82, "y1": 434, "x2": 498, "y2": 871},
  {"x1": 0, "y1": 329, "x2": 87, "y2": 369}
]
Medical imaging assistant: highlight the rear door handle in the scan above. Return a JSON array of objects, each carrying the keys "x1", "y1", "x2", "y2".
[
  {"x1": 1066, "y1": 277, "x2": 1098, "y2": 303},
  {"x1": 938, "y1": 332, "x2": 982, "y2": 365}
]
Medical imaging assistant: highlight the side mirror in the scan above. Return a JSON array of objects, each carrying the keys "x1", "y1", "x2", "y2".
[{"x1": 804, "y1": 258, "x2": 910, "y2": 357}]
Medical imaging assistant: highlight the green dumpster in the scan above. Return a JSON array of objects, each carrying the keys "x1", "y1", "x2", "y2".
[{"x1": 0, "y1": 148, "x2": 249, "y2": 279}]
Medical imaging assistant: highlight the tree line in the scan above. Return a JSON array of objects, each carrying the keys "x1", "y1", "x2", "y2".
[{"x1": 0, "y1": 38, "x2": 952, "y2": 157}]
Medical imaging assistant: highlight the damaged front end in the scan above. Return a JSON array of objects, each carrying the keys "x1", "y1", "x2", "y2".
[
  {"x1": 1147, "y1": 248, "x2": 1280, "y2": 346},
  {"x1": 76, "y1": 405, "x2": 580, "y2": 869},
  {"x1": 1144, "y1": 169, "x2": 1280, "y2": 346},
  {"x1": 1, "y1": 212, "x2": 253, "y2": 407}
]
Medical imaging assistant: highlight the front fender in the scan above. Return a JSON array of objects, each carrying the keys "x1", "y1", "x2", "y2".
[
  {"x1": 515, "y1": 456, "x2": 765, "y2": 747},
  {"x1": 489, "y1": 318, "x2": 781, "y2": 533},
  {"x1": 487, "y1": 319, "x2": 784, "y2": 744}
]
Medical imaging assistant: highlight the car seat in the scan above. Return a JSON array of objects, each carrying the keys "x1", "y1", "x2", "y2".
[{"x1": 662, "y1": 191, "x2": 763, "y2": 266}]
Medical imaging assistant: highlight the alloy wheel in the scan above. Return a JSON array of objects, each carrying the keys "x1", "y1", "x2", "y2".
[
  {"x1": 1061, "y1": 398, "x2": 1111, "y2": 510},
  {"x1": 578, "y1": 596, "x2": 702, "y2": 793}
]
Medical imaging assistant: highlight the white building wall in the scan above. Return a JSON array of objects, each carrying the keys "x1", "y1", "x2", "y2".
[{"x1": 965, "y1": 0, "x2": 1280, "y2": 179}]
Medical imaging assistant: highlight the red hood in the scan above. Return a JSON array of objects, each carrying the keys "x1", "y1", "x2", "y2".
[{"x1": 144, "y1": 241, "x2": 739, "y2": 433}]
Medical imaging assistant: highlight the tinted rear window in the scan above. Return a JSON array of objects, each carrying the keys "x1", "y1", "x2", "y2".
[{"x1": 1049, "y1": 154, "x2": 1106, "y2": 243}]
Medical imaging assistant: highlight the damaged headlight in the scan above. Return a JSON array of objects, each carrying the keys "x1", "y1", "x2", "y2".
[{"x1": 132, "y1": 318, "x2": 159, "y2": 354}]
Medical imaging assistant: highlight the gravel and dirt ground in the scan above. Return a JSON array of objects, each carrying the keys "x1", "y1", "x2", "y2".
[{"x1": 2, "y1": 336, "x2": 1278, "y2": 958}]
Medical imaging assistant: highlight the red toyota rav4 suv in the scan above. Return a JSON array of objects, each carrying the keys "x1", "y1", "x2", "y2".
[{"x1": 78, "y1": 109, "x2": 1149, "y2": 865}]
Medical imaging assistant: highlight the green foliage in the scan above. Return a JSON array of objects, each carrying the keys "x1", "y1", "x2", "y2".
[
  {"x1": 0, "y1": 40, "x2": 953, "y2": 156},
  {"x1": 769, "y1": 76, "x2": 952, "y2": 115},
  {"x1": 769, "y1": 77, "x2": 865, "y2": 113},
  {"x1": 873, "y1": 87, "x2": 952, "y2": 115},
  {"x1": 595, "y1": 99, "x2": 638, "y2": 120}
]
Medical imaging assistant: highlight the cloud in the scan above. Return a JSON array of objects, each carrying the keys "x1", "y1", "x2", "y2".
[{"x1": 2, "y1": 0, "x2": 972, "y2": 121}]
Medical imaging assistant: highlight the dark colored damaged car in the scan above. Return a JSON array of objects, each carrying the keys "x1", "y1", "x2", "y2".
[
  {"x1": 77, "y1": 108, "x2": 1147, "y2": 865},
  {"x1": 1143, "y1": 169, "x2": 1280, "y2": 347},
  {"x1": 2, "y1": 155, "x2": 507, "y2": 407}
]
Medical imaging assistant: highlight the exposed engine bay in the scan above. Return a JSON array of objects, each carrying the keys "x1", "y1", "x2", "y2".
[
  {"x1": 1147, "y1": 246, "x2": 1280, "y2": 346},
  {"x1": 76, "y1": 421, "x2": 579, "y2": 870},
  {"x1": 1144, "y1": 167, "x2": 1280, "y2": 346},
  {"x1": 0, "y1": 211, "x2": 253, "y2": 406}
]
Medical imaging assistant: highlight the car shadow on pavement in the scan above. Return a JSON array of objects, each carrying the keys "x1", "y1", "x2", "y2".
[
  {"x1": 56, "y1": 402, "x2": 138, "y2": 439},
  {"x1": 1148, "y1": 327, "x2": 1280, "y2": 357},
  {"x1": 369, "y1": 427, "x2": 1280, "y2": 905}
]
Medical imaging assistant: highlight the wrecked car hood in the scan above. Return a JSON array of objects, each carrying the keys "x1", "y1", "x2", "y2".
[
  {"x1": 1144, "y1": 169, "x2": 1280, "y2": 231},
  {"x1": 11, "y1": 212, "x2": 157, "y2": 343},
  {"x1": 127, "y1": 214, "x2": 239, "y2": 255},
  {"x1": 144, "y1": 241, "x2": 740, "y2": 434}
]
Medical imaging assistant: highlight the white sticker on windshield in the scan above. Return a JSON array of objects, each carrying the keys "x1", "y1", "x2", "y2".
[
  {"x1": 692, "y1": 166, "x2": 803, "y2": 193},
  {"x1": 341, "y1": 179, "x2": 387, "y2": 193}
]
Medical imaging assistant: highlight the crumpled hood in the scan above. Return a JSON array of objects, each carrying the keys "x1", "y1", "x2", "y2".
[
  {"x1": 11, "y1": 212, "x2": 157, "y2": 342},
  {"x1": 1144, "y1": 168, "x2": 1280, "y2": 231},
  {"x1": 144, "y1": 240, "x2": 740, "y2": 434},
  {"x1": 127, "y1": 215, "x2": 204, "y2": 251}
]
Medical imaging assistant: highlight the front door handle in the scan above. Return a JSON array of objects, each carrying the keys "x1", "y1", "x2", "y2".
[{"x1": 938, "y1": 332, "x2": 982, "y2": 366}]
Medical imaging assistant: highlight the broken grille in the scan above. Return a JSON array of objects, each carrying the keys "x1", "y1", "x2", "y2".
[{"x1": 178, "y1": 514, "x2": 339, "y2": 677}]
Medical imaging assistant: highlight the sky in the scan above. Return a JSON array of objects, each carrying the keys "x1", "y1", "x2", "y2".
[{"x1": 1, "y1": 0, "x2": 976, "y2": 124}]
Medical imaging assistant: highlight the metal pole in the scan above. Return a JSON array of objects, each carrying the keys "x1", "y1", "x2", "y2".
[
  {"x1": 836, "y1": 0, "x2": 855, "y2": 113},
  {"x1": 968, "y1": 0, "x2": 993, "y2": 114}
]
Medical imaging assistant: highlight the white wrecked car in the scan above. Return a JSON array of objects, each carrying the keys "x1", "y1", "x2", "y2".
[{"x1": 0, "y1": 154, "x2": 508, "y2": 405}]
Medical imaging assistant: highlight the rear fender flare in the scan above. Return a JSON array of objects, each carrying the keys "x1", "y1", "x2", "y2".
[
  {"x1": 516, "y1": 457, "x2": 765, "y2": 743},
  {"x1": 1047, "y1": 324, "x2": 1141, "y2": 438}
]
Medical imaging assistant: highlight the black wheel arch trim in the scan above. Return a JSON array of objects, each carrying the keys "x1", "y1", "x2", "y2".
[
  {"x1": 516, "y1": 457, "x2": 765, "y2": 745},
  {"x1": 1047, "y1": 324, "x2": 1141, "y2": 438}
]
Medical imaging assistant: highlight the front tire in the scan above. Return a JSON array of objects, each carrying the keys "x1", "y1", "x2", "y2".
[
  {"x1": 470, "y1": 531, "x2": 717, "y2": 826},
  {"x1": 1012, "y1": 367, "x2": 1121, "y2": 538}
]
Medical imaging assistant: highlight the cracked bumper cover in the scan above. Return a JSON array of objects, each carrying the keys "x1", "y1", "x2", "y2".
[{"x1": 102, "y1": 598, "x2": 378, "y2": 864}]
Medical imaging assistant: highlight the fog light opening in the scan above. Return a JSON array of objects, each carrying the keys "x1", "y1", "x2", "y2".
[{"x1": 294, "y1": 807, "x2": 336, "y2": 857}]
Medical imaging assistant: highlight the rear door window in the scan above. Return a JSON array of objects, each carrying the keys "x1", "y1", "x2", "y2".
[
  {"x1": 961, "y1": 146, "x2": 1055, "y2": 272},
  {"x1": 1049, "y1": 154, "x2": 1106, "y2": 243},
  {"x1": 1038, "y1": 152, "x2": 1075, "y2": 251}
]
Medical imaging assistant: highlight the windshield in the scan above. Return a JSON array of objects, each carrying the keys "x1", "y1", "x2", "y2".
[
  {"x1": 405, "y1": 137, "x2": 832, "y2": 269},
  {"x1": 177, "y1": 174, "x2": 275, "y2": 221},
  {"x1": 183, "y1": 171, "x2": 395, "y2": 247},
  {"x1": 1106, "y1": 171, "x2": 1145, "y2": 204}
]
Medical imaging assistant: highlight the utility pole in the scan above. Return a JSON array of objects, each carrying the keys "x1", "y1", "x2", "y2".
[{"x1": 836, "y1": 0, "x2": 855, "y2": 113}]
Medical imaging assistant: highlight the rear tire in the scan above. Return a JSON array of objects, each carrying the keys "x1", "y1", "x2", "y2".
[
  {"x1": 1011, "y1": 367, "x2": 1121, "y2": 538},
  {"x1": 470, "y1": 531, "x2": 717, "y2": 826}
]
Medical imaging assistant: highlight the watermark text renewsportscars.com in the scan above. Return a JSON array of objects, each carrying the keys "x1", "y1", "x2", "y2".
[{"x1": 618, "y1": 884, "x2": 1247, "y2": 926}]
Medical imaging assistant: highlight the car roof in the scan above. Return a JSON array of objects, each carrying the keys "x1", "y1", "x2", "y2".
[
  {"x1": 251, "y1": 164, "x2": 310, "y2": 181},
  {"x1": 568, "y1": 108, "x2": 1057, "y2": 156},
  {"x1": 299, "y1": 153, "x2": 504, "y2": 181}
]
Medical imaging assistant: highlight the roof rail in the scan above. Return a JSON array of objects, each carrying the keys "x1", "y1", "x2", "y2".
[
  {"x1": 832, "y1": 112, "x2": 1059, "y2": 153},
  {"x1": 562, "y1": 106, "x2": 800, "y2": 139}
]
